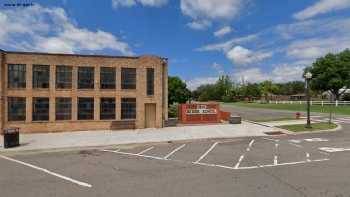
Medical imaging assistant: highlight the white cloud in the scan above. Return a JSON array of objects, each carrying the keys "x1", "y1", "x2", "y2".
[
  {"x1": 232, "y1": 64, "x2": 305, "y2": 83},
  {"x1": 293, "y1": 0, "x2": 350, "y2": 20},
  {"x1": 226, "y1": 46, "x2": 272, "y2": 65},
  {"x1": 181, "y1": 0, "x2": 243, "y2": 19},
  {"x1": 186, "y1": 76, "x2": 219, "y2": 90},
  {"x1": 187, "y1": 20, "x2": 212, "y2": 30},
  {"x1": 197, "y1": 34, "x2": 258, "y2": 51},
  {"x1": 112, "y1": 0, "x2": 168, "y2": 8},
  {"x1": 181, "y1": 0, "x2": 245, "y2": 31},
  {"x1": 212, "y1": 62, "x2": 225, "y2": 75},
  {"x1": 214, "y1": 26, "x2": 232, "y2": 37},
  {"x1": 0, "y1": 5, "x2": 133, "y2": 55}
]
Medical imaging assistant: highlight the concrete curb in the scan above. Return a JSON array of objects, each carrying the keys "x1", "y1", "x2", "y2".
[
  {"x1": 286, "y1": 122, "x2": 342, "y2": 135},
  {"x1": 243, "y1": 120, "x2": 293, "y2": 135}
]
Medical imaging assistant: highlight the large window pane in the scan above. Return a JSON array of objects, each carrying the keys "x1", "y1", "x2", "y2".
[
  {"x1": 121, "y1": 68, "x2": 136, "y2": 89},
  {"x1": 8, "y1": 97, "x2": 26, "y2": 121},
  {"x1": 56, "y1": 65, "x2": 72, "y2": 89},
  {"x1": 121, "y1": 98, "x2": 136, "y2": 119},
  {"x1": 33, "y1": 65, "x2": 50, "y2": 88},
  {"x1": 100, "y1": 67, "x2": 116, "y2": 89},
  {"x1": 100, "y1": 98, "x2": 115, "y2": 120},
  {"x1": 78, "y1": 67, "x2": 94, "y2": 89},
  {"x1": 56, "y1": 98, "x2": 72, "y2": 120},
  {"x1": 8, "y1": 64, "x2": 26, "y2": 88},
  {"x1": 147, "y1": 68, "x2": 154, "y2": 96},
  {"x1": 78, "y1": 97, "x2": 94, "y2": 120},
  {"x1": 32, "y1": 97, "x2": 49, "y2": 121}
]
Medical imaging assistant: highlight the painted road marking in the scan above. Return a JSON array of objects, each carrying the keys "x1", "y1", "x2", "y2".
[
  {"x1": 289, "y1": 143, "x2": 302, "y2": 148},
  {"x1": 102, "y1": 149, "x2": 166, "y2": 160},
  {"x1": 289, "y1": 139, "x2": 302, "y2": 144},
  {"x1": 0, "y1": 155, "x2": 92, "y2": 188},
  {"x1": 137, "y1": 147, "x2": 154, "y2": 155},
  {"x1": 234, "y1": 155, "x2": 245, "y2": 169},
  {"x1": 274, "y1": 155, "x2": 278, "y2": 165},
  {"x1": 163, "y1": 144, "x2": 186, "y2": 159},
  {"x1": 246, "y1": 139, "x2": 255, "y2": 151},
  {"x1": 263, "y1": 138, "x2": 279, "y2": 142},
  {"x1": 319, "y1": 147, "x2": 350, "y2": 153},
  {"x1": 194, "y1": 142, "x2": 219, "y2": 163},
  {"x1": 306, "y1": 153, "x2": 311, "y2": 162},
  {"x1": 304, "y1": 138, "x2": 328, "y2": 142}
]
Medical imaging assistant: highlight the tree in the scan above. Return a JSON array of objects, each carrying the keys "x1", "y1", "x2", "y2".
[
  {"x1": 238, "y1": 83, "x2": 261, "y2": 98},
  {"x1": 306, "y1": 49, "x2": 350, "y2": 100},
  {"x1": 168, "y1": 76, "x2": 191, "y2": 105},
  {"x1": 259, "y1": 80, "x2": 278, "y2": 102}
]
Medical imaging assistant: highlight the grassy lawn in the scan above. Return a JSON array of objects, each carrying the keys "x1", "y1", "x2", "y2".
[
  {"x1": 225, "y1": 102, "x2": 350, "y2": 115},
  {"x1": 278, "y1": 122, "x2": 338, "y2": 132}
]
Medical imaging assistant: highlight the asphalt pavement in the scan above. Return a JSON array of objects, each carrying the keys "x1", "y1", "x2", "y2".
[{"x1": 2, "y1": 127, "x2": 350, "y2": 197}]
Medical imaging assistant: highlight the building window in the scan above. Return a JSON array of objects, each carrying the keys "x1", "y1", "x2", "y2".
[
  {"x1": 56, "y1": 65, "x2": 72, "y2": 89},
  {"x1": 56, "y1": 98, "x2": 72, "y2": 120},
  {"x1": 100, "y1": 98, "x2": 115, "y2": 120},
  {"x1": 8, "y1": 97, "x2": 26, "y2": 121},
  {"x1": 8, "y1": 64, "x2": 26, "y2": 88},
  {"x1": 33, "y1": 65, "x2": 50, "y2": 88},
  {"x1": 121, "y1": 68, "x2": 136, "y2": 89},
  {"x1": 78, "y1": 97, "x2": 94, "y2": 120},
  {"x1": 100, "y1": 67, "x2": 116, "y2": 89},
  {"x1": 147, "y1": 68, "x2": 154, "y2": 96},
  {"x1": 32, "y1": 97, "x2": 49, "y2": 121},
  {"x1": 78, "y1": 67, "x2": 94, "y2": 89},
  {"x1": 121, "y1": 98, "x2": 136, "y2": 119}
]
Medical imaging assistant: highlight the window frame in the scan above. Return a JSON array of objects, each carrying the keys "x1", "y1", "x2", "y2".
[
  {"x1": 7, "y1": 97, "x2": 26, "y2": 121},
  {"x1": 121, "y1": 98, "x2": 136, "y2": 120},
  {"x1": 32, "y1": 65, "x2": 50, "y2": 89},
  {"x1": 100, "y1": 97, "x2": 116, "y2": 120},
  {"x1": 55, "y1": 97, "x2": 72, "y2": 121},
  {"x1": 32, "y1": 97, "x2": 50, "y2": 121},
  {"x1": 146, "y1": 68, "x2": 154, "y2": 96},
  {"x1": 78, "y1": 67, "x2": 95, "y2": 89},
  {"x1": 100, "y1": 67, "x2": 116, "y2": 89},
  {"x1": 78, "y1": 97, "x2": 94, "y2": 120},
  {"x1": 56, "y1": 65, "x2": 72, "y2": 89},
  {"x1": 8, "y1": 64, "x2": 26, "y2": 89},
  {"x1": 121, "y1": 68, "x2": 136, "y2": 90}
]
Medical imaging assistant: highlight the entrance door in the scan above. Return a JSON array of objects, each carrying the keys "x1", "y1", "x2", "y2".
[{"x1": 145, "y1": 103, "x2": 156, "y2": 128}]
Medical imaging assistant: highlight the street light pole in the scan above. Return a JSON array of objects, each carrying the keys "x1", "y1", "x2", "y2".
[{"x1": 304, "y1": 71, "x2": 312, "y2": 129}]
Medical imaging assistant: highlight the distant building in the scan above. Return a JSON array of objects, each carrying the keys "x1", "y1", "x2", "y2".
[{"x1": 0, "y1": 50, "x2": 168, "y2": 133}]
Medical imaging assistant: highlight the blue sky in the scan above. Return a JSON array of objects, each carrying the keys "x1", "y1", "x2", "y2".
[{"x1": 1, "y1": 0, "x2": 350, "y2": 89}]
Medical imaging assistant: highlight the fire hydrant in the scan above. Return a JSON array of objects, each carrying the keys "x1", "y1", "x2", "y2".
[{"x1": 295, "y1": 112, "x2": 301, "y2": 119}]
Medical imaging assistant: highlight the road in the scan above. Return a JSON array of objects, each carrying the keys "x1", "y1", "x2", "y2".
[
  {"x1": 2, "y1": 105, "x2": 350, "y2": 196},
  {"x1": 1, "y1": 126, "x2": 350, "y2": 197}
]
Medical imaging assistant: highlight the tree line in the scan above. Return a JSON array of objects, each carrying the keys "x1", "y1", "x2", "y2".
[{"x1": 169, "y1": 49, "x2": 350, "y2": 105}]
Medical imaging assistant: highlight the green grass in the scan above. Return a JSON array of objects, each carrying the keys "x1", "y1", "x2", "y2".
[
  {"x1": 278, "y1": 122, "x2": 338, "y2": 132},
  {"x1": 225, "y1": 102, "x2": 350, "y2": 115}
]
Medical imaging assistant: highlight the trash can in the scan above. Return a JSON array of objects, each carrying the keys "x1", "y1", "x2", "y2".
[{"x1": 3, "y1": 128, "x2": 20, "y2": 148}]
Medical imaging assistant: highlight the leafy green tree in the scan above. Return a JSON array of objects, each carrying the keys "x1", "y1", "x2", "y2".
[
  {"x1": 306, "y1": 49, "x2": 350, "y2": 100},
  {"x1": 260, "y1": 80, "x2": 278, "y2": 102},
  {"x1": 238, "y1": 83, "x2": 261, "y2": 98},
  {"x1": 168, "y1": 76, "x2": 191, "y2": 105}
]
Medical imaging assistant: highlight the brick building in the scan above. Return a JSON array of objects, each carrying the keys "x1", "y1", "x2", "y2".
[{"x1": 0, "y1": 49, "x2": 168, "y2": 133}]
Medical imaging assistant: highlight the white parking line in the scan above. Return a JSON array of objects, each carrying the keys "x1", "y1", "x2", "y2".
[
  {"x1": 163, "y1": 144, "x2": 186, "y2": 159},
  {"x1": 194, "y1": 142, "x2": 219, "y2": 163},
  {"x1": 246, "y1": 139, "x2": 255, "y2": 151},
  {"x1": 0, "y1": 155, "x2": 92, "y2": 188},
  {"x1": 137, "y1": 147, "x2": 154, "y2": 155},
  {"x1": 289, "y1": 143, "x2": 302, "y2": 148},
  {"x1": 102, "y1": 149, "x2": 166, "y2": 160},
  {"x1": 274, "y1": 155, "x2": 278, "y2": 165},
  {"x1": 234, "y1": 155, "x2": 245, "y2": 169},
  {"x1": 306, "y1": 153, "x2": 310, "y2": 162}
]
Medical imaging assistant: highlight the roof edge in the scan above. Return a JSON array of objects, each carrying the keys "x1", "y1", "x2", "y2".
[{"x1": 2, "y1": 50, "x2": 165, "y2": 59}]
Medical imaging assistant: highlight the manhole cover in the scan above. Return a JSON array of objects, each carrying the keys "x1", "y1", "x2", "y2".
[{"x1": 264, "y1": 131, "x2": 285, "y2": 135}]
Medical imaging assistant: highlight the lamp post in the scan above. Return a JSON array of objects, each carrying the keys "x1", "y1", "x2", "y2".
[{"x1": 304, "y1": 71, "x2": 312, "y2": 129}]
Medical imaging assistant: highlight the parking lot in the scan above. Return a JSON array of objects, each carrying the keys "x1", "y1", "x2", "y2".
[{"x1": 2, "y1": 131, "x2": 350, "y2": 197}]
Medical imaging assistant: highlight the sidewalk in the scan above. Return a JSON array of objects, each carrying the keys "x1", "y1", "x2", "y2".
[{"x1": 0, "y1": 121, "x2": 282, "y2": 153}]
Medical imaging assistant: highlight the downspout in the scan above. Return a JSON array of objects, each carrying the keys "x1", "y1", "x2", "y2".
[{"x1": 0, "y1": 51, "x2": 5, "y2": 134}]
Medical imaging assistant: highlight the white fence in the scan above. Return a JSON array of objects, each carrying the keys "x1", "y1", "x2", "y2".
[{"x1": 267, "y1": 100, "x2": 350, "y2": 107}]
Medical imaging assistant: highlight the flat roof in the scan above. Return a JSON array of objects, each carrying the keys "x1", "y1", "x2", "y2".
[{"x1": 0, "y1": 49, "x2": 167, "y2": 60}]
